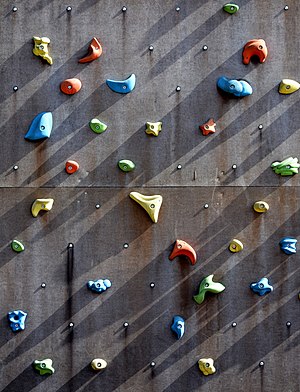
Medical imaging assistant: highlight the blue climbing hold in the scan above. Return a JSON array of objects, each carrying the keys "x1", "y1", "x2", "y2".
[
  {"x1": 25, "y1": 112, "x2": 53, "y2": 141},
  {"x1": 217, "y1": 76, "x2": 253, "y2": 97},
  {"x1": 8, "y1": 310, "x2": 27, "y2": 331},
  {"x1": 87, "y1": 279, "x2": 112, "y2": 293},
  {"x1": 250, "y1": 277, "x2": 273, "y2": 296},
  {"x1": 171, "y1": 315, "x2": 185, "y2": 339},
  {"x1": 279, "y1": 237, "x2": 297, "y2": 255},
  {"x1": 106, "y1": 74, "x2": 136, "y2": 94}
]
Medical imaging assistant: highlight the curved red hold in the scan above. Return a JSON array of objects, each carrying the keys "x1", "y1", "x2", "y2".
[
  {"x1": 169, "y1": 240, "x2": 197, "y2": 265},
  {"x1": 199, "y1": 118, "x2": 216, "y2": 136},
  {"x1": 79, "y1": 37, "x2": 102, "y2": 63},
  {"x1": 242, "y1": 39, "x2": 268, "y2": 65}
]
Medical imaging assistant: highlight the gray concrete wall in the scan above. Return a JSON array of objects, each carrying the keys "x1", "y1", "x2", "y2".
[{"x1": 0, "y1": 1, "x2": 299, "y2": 391}]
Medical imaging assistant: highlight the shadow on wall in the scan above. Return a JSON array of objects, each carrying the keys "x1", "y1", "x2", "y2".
[{"x1": 1, "y1": 364, "x2": 47, "y2": 392}]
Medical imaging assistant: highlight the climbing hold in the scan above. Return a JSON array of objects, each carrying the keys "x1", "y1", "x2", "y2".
[
  {"x1": 33, "y1": 359, "x2": 55, "y2": 375},
  {"x1": 253, "y1": 201, "x2": 269, "y2": 213},
  {"x1": 169, "y1": 239, "x2": 197, "y2": 265},
  {"x1": 250, "y1": 277, "x2": 273, "y2": 296},
  {"x1": 194, "y1": 275, "x2": 225, "y2": 304},
  {"x1": 91, "y1": 359, "x2": 107, "y2": 371},
  {"x1": 60, "y1": 78, "x2": 82, "y2": 95},
  {"x1": 199, "y1": 118, "x2": 216, "y2": 136},
  {"x1": 279, "y1": 237, "x2": 297, "y2": 255},
  {"x1": 31, "y1": 198, "x2": 54, "y2": 217},
  {"x1": 8, "y1": 310, "x2": 27, "y2": 331},
  {"x1": 65, "y1": 160, "x2": 79, "y2": 174},
  {"x1": 229, "y1": 239, "x2": 243, "y2": 253},
  {"x1": 145, "y1": 121, "x2": 162, "y2": 136},
  {"x1": 217, "y1": 76, "x2": 253, "y2": 97},
  {"x1": 223, "y1": 3, "x2": 239, "y2": 14},
  {"x1": 242, "y1": 39, "x2": 268, "y2": 64},
  {"x1": 11, "y1": 239, "x2": 25, "y2": 253},
  {"x1": 271, "y1": 157, "x2": 300, "y2": 176},
  {"x1": 24, "y1": 112, "x2": 53, "y2": 141},
  {"x1": 32, "y1": 37, "x2": 53, "y2": 65},
  {"x1": 79, "y1": 37, "x2": 102, "y2": 63},
  {"x1": 106, "y1": 74, "x2": 136, "y2": 94},
  {"x1": 171, "y1": 316, "x2": 185, "y2": 339},
  {"x1": 198, "y1": 358, "x2": 216, "y2": 376},
  {"x1": 279, "y1": 79, "x2": 300, "y2": 94},
  {"x1": 129, "y1": 192, "x2": 163, "y2": 223},
  {"x1": 89, "y1": 118, "x2": 107, "y2": 134},
  {"x1": 118, "y1": 159, "x2": 135, "y2": 172},
  {"x1": 87, "y1": 279, "x2": 112, "y2": 293}
]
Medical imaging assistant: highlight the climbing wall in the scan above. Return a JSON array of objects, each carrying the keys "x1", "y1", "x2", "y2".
[{"x1": 0, "y1": 0, "x2": 299, "y2": 391}]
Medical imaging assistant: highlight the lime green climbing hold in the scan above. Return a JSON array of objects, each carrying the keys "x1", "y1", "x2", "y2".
[
  {"x1": 11, "y1": 240, "x2": 25, "y2": 253},
  {"x1": 118, "y1": 159, "x2": 135, "y2": 172},
  {"x1": 271, "y1": 157, "x2": 300, "y2": 176},
  {"x1": 89, "y1": 119, "x2": 107, "y2": 134},
  {"x1": 194, "y1": 275, "x2": 225, "y2": 304},
  {"x1": 223, "y1": 3, "x2": 239, "y2": 14}
]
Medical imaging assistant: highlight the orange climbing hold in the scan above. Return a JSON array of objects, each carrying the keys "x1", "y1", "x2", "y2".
[
  {"x1": 169, "y1": 239, "x2": 197, "y2": 265},
  {"x1": 65, "y1": 160, "x2": 79, "y2": 174},
  {"x1": 79, "y1": 37, "x2": 102, "y2": 63},
  {"x1": 242, "y1": 39, "x2": 268, "y2": 64},
  {"x1": 60, "y1": 78, "x2": 82, "y2": 95},
  {"x1": 199, "y1": 119, "x2": 216, "y2": 136}
]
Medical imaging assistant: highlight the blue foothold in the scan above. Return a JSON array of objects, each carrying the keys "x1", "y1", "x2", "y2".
[
  {"x1": 25, "y1": 112, "x2": 53, "y2": 141},
  {"x1": 217, "y1": 76, "x2": 253, "y2": 97},
  {"x1": 106, "y1": 74, "x2": 136, "y2": 94},
  {"x1": 8, "y1": 310, "x2": 27, "y2": 331},
  {"x1": 171, "y1": 315, "x2": 185, "y2": 339},
  {"x1": 279, "y1": 237, "x2": 297, "y2": 255},
  {"x1": 250, "y1": 277, "x2": 273, "y2": 296},
  {"x1": 87, "y1": 279, "x2": 112, "y2": 293}
]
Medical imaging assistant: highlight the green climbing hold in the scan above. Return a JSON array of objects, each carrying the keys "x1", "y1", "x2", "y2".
[
  {"x1": 11, "y1": 240, "x2": 25, "y2": 253},
  {"x1": 223, "y1": 3, "x2": 239, "y2": 14},
  {"x1": 118, "y1": 159, "x2": 135, "y2": 172},
  {"x1": 194, "y1": 275, "x2": 225, "y2": 305},
  {"x1": 271, "y1": 157, "x2": 300, "y2": 176},
  {"x1": 33, "y1": 358, "x2": 55, "y2": 375},
  {"x1": 89, "y1": 118, "x2": 107, "y2": 134}
]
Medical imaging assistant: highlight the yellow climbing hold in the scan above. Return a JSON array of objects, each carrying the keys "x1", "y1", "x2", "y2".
[
  {"x1": 279, "y1": 79, "x2": 300, "y2": 94},
  {"x1": 253, "y1": 201, "x2": 269, "y2": 213},
  {"x1": 198, "y1": 358, "x2": 216, "y2": 376},
  {"x1": 33, "y1": 36, "x2": 53, "y2": 65},
  {"x1": 129, "y1": 192, "x2": 163, "y2": 223},
  {"x1": 91, "y1": 358, "x2": 107, "y2": 371},
  {"x1": 229, "y1": 239, "x2": 243, "y2": 252},
  {"x1": 31, "y1": 198, "x2": 54, "y2": 217},
  {"x1": 145, "y1": 122, "x2": 162, "y2": 136}
]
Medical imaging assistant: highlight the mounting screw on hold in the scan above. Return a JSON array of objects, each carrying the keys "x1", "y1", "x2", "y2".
[
  {"x1": 122, "y1": 6, "x2": 127, "y2": 12},
  {"x1": 203, "y1": 45, "x2": 208, "y2": 51},
  {"x1": 13, "y1": 86, "x2": 18, "y2": 91},
  {"x1": 259, "y1": 361, "x2": 265, "y2": 367},
  {"x1": 12, "y1": 6, "x2": 18, "y2": 12},
  {"x1": 123, "y1": 322, "x2": 129, "y2": 328},
  {"x1": 176, "y1": 86, "x2": 181, "y2": 92},
  {"x1": 66, "y1": 6, "x2": 72, "y2": 12}
]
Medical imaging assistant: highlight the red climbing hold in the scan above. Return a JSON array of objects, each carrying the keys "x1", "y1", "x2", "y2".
[
  {"x1": 169, "y1": 239, "x2": 197, "y2": 265},
  {"x1": 79, "y1": 37, "x2": 102, "y2": 63},
  {"x1": 60, "y1": 78, "x2": 82, "y2": 95},
  {"x1": 65, "y1": 160, "x2": 79, "y2": 174},
  {"x1": 199, "y1": 119, "x2": 216, "y2": 136},
  {"x1": 242, "y1": 39, "x2": 268, "y2": 64}
]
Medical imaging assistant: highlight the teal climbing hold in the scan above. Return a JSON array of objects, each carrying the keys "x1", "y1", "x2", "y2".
[
  {"x1": 118, "y1": 159, "x2": 135, "y2": 172},
  {"x1": 11, "y1": 240, "x2": 25, "y2": 252},
  {"x1": 89, "y1": 119, "x2": 107, "y2": 134},
  {"x1": 25, "y1": 112, "x2": 53, "y2": 141},
  {"x1": 106, "y1": 74, "x2": 136, "y2": 94}
]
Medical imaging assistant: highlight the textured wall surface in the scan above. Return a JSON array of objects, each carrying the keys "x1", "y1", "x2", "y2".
[{"x1": 0, "y1": 1, "x2": 299, "y2": 391}]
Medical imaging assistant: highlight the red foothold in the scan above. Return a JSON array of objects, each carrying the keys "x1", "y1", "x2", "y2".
[
  {"x1": 199, "y1": 118, "x2": 216, "y2": 136},
  {"x1": 79, "y1": 37, "x2": 102, "y2": 63},
  {"x1": 60, "y1": 78, "x2": 82, "y2": 95},
  {"x1": 242, "y1": 39, "x2": 268, "y2": 65},
  {"x1": 65, "y1": 160, "x2": 79, "y2": 174},
  {"x1": 169, "y1": 239, "x2": 197, "y2": 265}
]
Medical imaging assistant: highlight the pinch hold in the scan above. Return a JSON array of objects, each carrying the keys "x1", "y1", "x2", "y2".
[
  {"x1": 217, "y1": 76, "x2": 253, "y2": 97},
  {"x1": 33, "y1": 36, "x2": 53, "y2": 65},
  {"x1": 171, "y1": 315, "x2": 185, "y2": 339},
  {"x1": 242, "y1": 39, "x2": 268, "y2": 64},
  {"x1": 199, "y1": 118, "x2": 216, "y2": 136},
  {"x1": 79, "y1": 37, "x2": 102, "y2": 63},
  {"x1": 271, "y1": 157, "x2": 300, "y2": 176},
  {"x1": 169, "y1": 239, "x2": 197, "y2": 265}
]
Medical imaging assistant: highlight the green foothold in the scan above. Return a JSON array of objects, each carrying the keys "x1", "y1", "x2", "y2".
[
  {"x1": 33, "y1": 359, "x2": 55, "y2": 375},
  {"x1": 271, "y1": 157, "x2": 300, "y2": 176},
  {"x1": 118, "y1": 159, "x2": 135, "y2": 172},
  {"x1": 89, "y1": 118, "x2": 107, "y2": 134},
  {"x1": 194, "y1": 275, "x2": 225, "y2": 305},
  {"x1": 223, "y1": 3, "x2": 239, "y2": 14},
  {"x1": 11, "y1": 240, "x2": 25, "y2": 253}
]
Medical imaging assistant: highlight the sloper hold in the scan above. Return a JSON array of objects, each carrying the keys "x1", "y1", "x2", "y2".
[
  {"x1": 223, "y1": 3, "x2": 239, "y2": 14},
  {"x1": 242, "y1": 39, "x2": 268, "y2": 64},
  {"x1": 87, "y1": 279, "x2": 112, "y2": 293},
  {"x1": 33, "y1": 359, "x2": 55, "y2": 375},
  {"x1": 118, "y1": 159, "x2": 135, "y2": 172},
  {"x1": 217, "y1": 76, "x2": 253, "y2": 97},
  {"x1": 31, "y1": 198, "x2": 54, "y2": 217},
  {"x1": 194, "y1": 275, "x2": 225, "y2": 304},
  {"x1": 253, "y1": 201, "x2": 269, "y2": 213},
  {"x1": 169, "y1": 239, "x2": 197, "y2": 265},
  {"x1": 145, "y1": 122, "x2": 162, "y2": 136},
  {"x1": 89, "y1": 118, "x2": 107, "y2": 133},
  {"x1": 106, "y1": 74, "x2": 136, "y2": 94},
  {"x1": 33, "y1": 36, "x2": 53, "y2": 65},
  {"x1": 198, "y1": 358, "x2": 216, "y2": 376},
  {"x1": 279, "y1": 79, "x2": 300, "y2": 94},
  {"x1": 11, "y1": 239, "x2": 25, "y2": 252},
  {"x1": 129, "y1": 192, "x2": 163, "y2": 223},
  {"x1": 171, "y1": 315, "x2": 185, "y2": 339},
  {"x1": 8, "y1": 310, "x2": 27, "y2": 331},
  {"x1": 24, "y1": 112, "x2": 53, "y2": 141},
  {"x1": 271, "y1": 157, "x2": 300, "y2": 176},
  {"x1": 65, "y1": 160, "x2": 79, "y2": 174},
  {"x1": 79, "y1": 37, "x2": 102, "y2": 63},
  {"x1": 279, "y1": 237, "x2": 297, "y2": 255},
  {"x1": 60, "y1": 78, "x2": 82, "y2": 95},
  {"x1": 229, "y1": 239, "x2": 243, "y2": 252},
  {"x1": 199, "y1": 118, "x2": 216, "y2": 136},
  {"x1": 250, "y1": 277, "x2": 273, "y2": 296},
  {"x1": 91, "y1": 358, "x2": 107, "y2": 371}
]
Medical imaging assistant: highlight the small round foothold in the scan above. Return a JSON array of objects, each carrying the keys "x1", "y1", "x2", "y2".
[
  {"x1": 12, "y1": 6, "x2": 18, "y2": 12},
  {"x1": 259, "y1": 361, "x2": 265, "y2": 367},
  {"x1": 176, "y1": 86, "x2": 181, "y2": 92},
  {"x1": 258, "y1": 124, "x2": 263, "y2": 130},
  {"x1": 284, "y1": 5, "x2": 289, "y2": 10},
  {"x1": 66, "y1": 6, "x2": 72, "y2": 12},
  {"x1": 286, "y1": 321, "x2": 291, "y2": 327},
  {"x1": 204, "y1": 203, "x2": 209, "y2": 209},
  {"x1": 232, "y1": 322, "x2": 237, "y2": 327},
  {"x1": 150, "y1": 361, "x2": 156, "y2": 367},
  {"x1": 95, "y1": 204, "x2": 100, "y2": 209},
  {"x1": 177, "y1": 164, "x2": 182, "y2": 170},
  {"x1": 123, "y1": 322, "x2": 129, "y2": 328},
  {"x1": 13, "y1": 86, "x2": 18, "y2": 91},
  {"x1": 13, "y1": 165, "x2": 19, "y2": 170},
  {"x1": 176, "y1": 6, "x2": 180, "y2": 12},
  {"x1": 69, "y1": 322, "x2": 74, "y2": 328},
  {"x1": 41, "y1": 282, "x2": 46, "y2": 288},
  {"x1": 122, "y1": 6, "x2": 127, "y2": 12},
  {"x1": 123, "y1": 243, "x2": 129, "y2": 249},
  {"x1": 150, "y1": 282, "x2": 155, "y2": 288},
  {"x1": 68, "y1": 243, "x2": 73, "y2": 248},
  {"x1": 232, "y1": 164, "x2": 237, "y2": 169},
  {"x1": 149, "y1": 45, "x2": 154, "y2": 51},
  {"x1": 203, "y1": 45, "x2": 208, "y2": 51}
]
